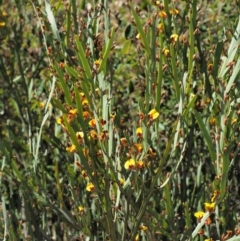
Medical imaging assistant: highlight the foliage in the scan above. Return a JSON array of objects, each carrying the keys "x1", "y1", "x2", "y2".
[{"x1": 1, "y1": 0, "x2": 240, "y2": 240}]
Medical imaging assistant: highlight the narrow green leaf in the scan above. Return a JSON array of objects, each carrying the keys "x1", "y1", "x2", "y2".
[
  {"x1": 74, "y1": 85, "x2": 87, "y2": 134},
  {"x1": 193, "y1": 110, "x2": 216, "y2": 163},
  {"x1": 54, "y1": 65, "x2": 72, "y2": 105},
  {"x1": 74, "y1": 36, "x2": 92, "y2": 80},
  {"x1": 121, "y1": 39, "x2": 131, "y2": 55},
  {"x1": 225, "y1": 57, "x2": 240, "y2": 95},
  {"x1": 129, "y1": 3, "x2": 151, "y2": 56},
  {"x1": 45, "y1": 0, "x2": 61, "y2": 42},
  {"x1": 65, "y1": 65, "x2": 79, "y2": 79},
  {"x1": 99, "y1": 28, "x2": 115, "y2": 74},
  {"x1": 182, "y1": 94, "x2": 197, "y2": 118},
  {"x1": 225, "y1": 236, "x2": 240, "y2": 241},
  {"x1": 212, "y1": 41, "x2": 224, "y2": 80},
  {"x1": 52, "y1": 98, "x2": 67, "y2": 113}
]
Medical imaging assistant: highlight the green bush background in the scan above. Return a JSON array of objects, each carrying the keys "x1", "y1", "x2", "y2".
[{"x1": 1, "y1": 0, "x2": 240, "y2": 240}]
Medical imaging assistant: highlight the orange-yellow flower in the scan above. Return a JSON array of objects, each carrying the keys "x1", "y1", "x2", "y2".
[
  {"x1": 86, "y1": 182, "x2": 95, "y2": 192},
  {"x1": 148, "y1": 109, "x2": 159, "y2": 120},
  {"x1": 208, "y1": 63, "x2": 213, "y2": 71},
  {"x1": 88, "y1": 119, "x2": 96, "y2": 128},
  {"x1": 148, "y1": 147, "x2": 156, "y2": 156},
  {"x1": 158, "y1": 11, "x2": 167, "y2": 18},
  {"x1": 120, "y1": 137, "x2": 128, "y2": 147},
  {"x1": 139, "y1": 224, "x2": 148, "y2": 231},
  {"x1": 99, "y1": 131, "x2": 109, "y2": 141},
  {"x1": 124, "y1": 159, "x2": 136, "y2": 170},
  {"x1": 211, "y1": 190, "x2": 219, "y2": 203},
  {"x1": 136, "y1": 160, "x2": 145, "y2": 169},
  {"x1": 66, "y1": 144, "x2": 76, "y2": 153},
  {"x1": 68, "y1": 108, "x2": 78, "y2": 122},
  {"x1": 209, "y1": 117, "x2": 216, "y2": 126},
  {"x1": 170, "y1": 9, "x2": 179, "y2": 15},
  {"x1": 90, "y1": 130, "x2": 98, "y2": 140},
  {"x1": 134, "y1": 143, "x2": 143, "y2": 153},
  {"x1": 83, "y1": 111, "x2": 90, "y2": 119}
]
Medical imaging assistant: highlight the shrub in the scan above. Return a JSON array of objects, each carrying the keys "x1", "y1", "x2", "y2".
[{"x1": 1, "y1": 0, "x2": 240, "y2": 240}]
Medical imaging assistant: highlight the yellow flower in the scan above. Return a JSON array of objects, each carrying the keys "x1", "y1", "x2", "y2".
[
  {"x1": 136, "y1": 33, "x2": 141, "y2": 39},
  {"x1": 56, "y1": 117, "x2": 63, "y2": 124},
  {"x1": 231, "y1": 118, "x2": 237, "y2": 125},
  {"x1": 76, "y1": 131, "x2": 84, "y2": 142},
  {"x1": 1, "y1": 11, "x2": 7, "y2": 17},
  {"x1": 39, "y1": 102, "x2": 45, "y2": 109},
  {"x1": 148, "y1": 147, "x2": 156, "y2": 157},
  {"x1": 136, "y1": 127, "x2": 143, "y2": 137},
  {"x1": 204, "y1": 202, "x2": 215, "y2": 212},
  {"x1": 134, "y1": 234, "x2": 139, "y2": 241},
  {"x1": 86, "y1": 182, "x2": 95, "y2": 192},
  {"x1": 82, "y1": 170, "x2": 88, "y2": 178},
  {"x1": 119, "y1": 178, "x2": 125, "y2": 185},
  {"x1": 162, "y1": 48, "x2": 170, "y2": 57},
  {"x1": 94, "y1": 59, "x2": 101, "y2": 67},
  {"x1": 140, "y1": 224, "x2": 148, "y2": 231},
  {"x1": 157, "y1": 23, "x2": 164, "y2": 32},
  {"x1": 194, "y1": 211, "x2": 205, "y2": 220},
  {"x1": 78, "y1": 206, "x2": 84, "y2": 213},
  {"x1": 169, "y1": 9, "x2": 179, "y2": 15},
  {"x1": 148, "y1": 109, "x2": 159, "y2": 120},
  {"x1": 0, "y1": 22, "x2": 5, "y2": 27},
  {"x1": 170, "y1": 34, "x2": 178, "y2": 42},
  {"x1": 110, "y1": 112, "x2": 116, "y2": 119},
  {"x1": 158, "y1": 11, "x2": 167, "y2": 18},
  {"x1": 205, "y1": 239, "x2": 213, "y2": 241},
  {"x1": 82, "y1": 98, "x2": 88, "y2": 106},
  {"x1": 83, "y1": 148, "x2": 89, "y2": 157},
  {"x1": 66, "y1": 144, "x2": 76, "y2": 153},
  {"x1": 76, "y1": 131, "x2": 84, "y2": 138},
  {"x1": 69, "y1": 109, "x2": 77, "y2": 115},
  {"x1": 209, "y1": 117, "x2": 216, "y2": 126},
  {"x1": 124, "y1": 159, "x2": 136, "y2": 170}
]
